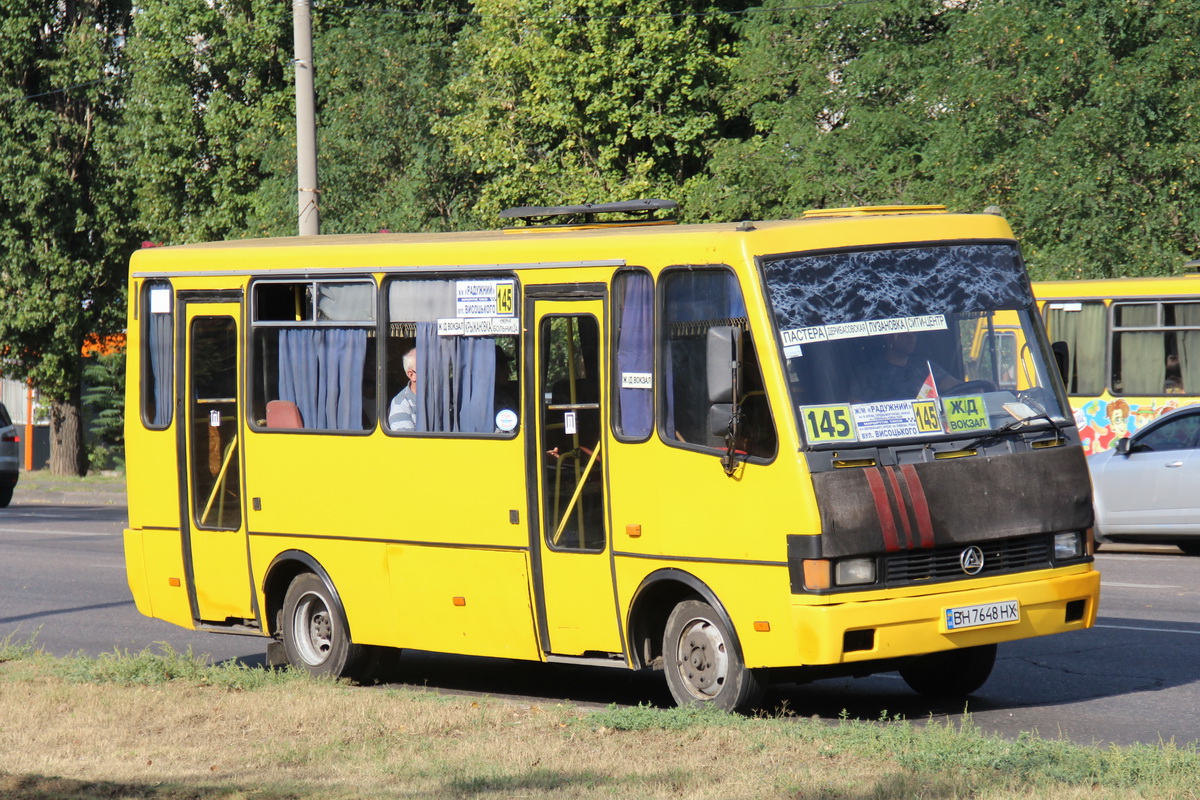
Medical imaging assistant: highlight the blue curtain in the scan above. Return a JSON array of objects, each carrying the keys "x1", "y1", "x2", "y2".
[
  {"x1": 616, "y1": 272, "x2": 653, "y2": 438},
  {"x1": 456, "y1": 336, "x2": 497, "y2": 433},
  {"x1": 147, "y1": 312, "x2": 173, "y2": 426},
  {"x1": 278, "y1": 327, "x2": 367, "y2": 430},
  {"x1": 416, "y1": 322, "x2": 498, "y2": 433}
]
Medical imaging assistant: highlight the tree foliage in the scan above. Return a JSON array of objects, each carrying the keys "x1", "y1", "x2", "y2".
[
  {"x1": 0, "y1": 0, "x2": 136, "y2": 473},
  {"x1": 695, "y1": 0, "x2": 1200, "y2": 278},
  {"x1": 313, "y1": 1, "x2": 476, "y2": 233},
  {"x1": 122, "y1": 0, "x2": 295, "y2": 243},
  {"x1": 440, "y1": 0, "x2": 751, "y2": 223}
]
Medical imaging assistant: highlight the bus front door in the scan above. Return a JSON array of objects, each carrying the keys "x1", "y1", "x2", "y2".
[
  {"x1": 179, "y1": 298, "x2": 254, "y2": 625},
  {"x1": 529, "y1": 298, "x2": 622, "y2": 657}
]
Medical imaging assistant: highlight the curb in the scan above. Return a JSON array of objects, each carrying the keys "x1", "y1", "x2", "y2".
[{"x1": 8, "y1": 487, "x2": 127, "y2": 508}]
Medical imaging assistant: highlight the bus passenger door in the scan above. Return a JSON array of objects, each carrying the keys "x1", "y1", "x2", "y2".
[
  {"x1": 528, "y1": 297, "x2": 622, "y2": 656},
  {"x1": 179, "y1": 299, "x2": 253, "y2": 625}
]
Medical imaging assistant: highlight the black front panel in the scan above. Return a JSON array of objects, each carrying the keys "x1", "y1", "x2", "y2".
[{"x1": 809, "y1": 445, "x2": 1092, "y2": 559}]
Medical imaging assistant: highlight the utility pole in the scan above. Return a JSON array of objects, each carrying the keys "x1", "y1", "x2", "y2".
[{"x1": 293, "y1": 0, "x2": 319, "y2": 235}]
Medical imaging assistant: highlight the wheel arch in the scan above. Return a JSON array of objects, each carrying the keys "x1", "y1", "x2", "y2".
[
  {"x1": 262, "y1": 550, "x2": 351, "y2": 640},
  {"x1": 625, "y1": 568, "x2": 745, "y2": 671}
]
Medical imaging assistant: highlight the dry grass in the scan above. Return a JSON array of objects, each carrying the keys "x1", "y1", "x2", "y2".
[{"x1": 0, "y1": 649, "x2": 1198, "y2": 800}]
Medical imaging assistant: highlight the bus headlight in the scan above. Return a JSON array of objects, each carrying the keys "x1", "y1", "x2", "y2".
[
  {"x1": 1054, "y1": 532, "x2": 1084, "y2": 561},
  {"x1": 834, "y1": 558, "x2": 876, "y2": 586}
]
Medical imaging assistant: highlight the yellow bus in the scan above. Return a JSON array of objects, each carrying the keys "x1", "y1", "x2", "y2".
[
  {"x1": 1035, "y1": 273, "x2": 1200, "y2": 456},
  {"x1": 124, "y1": 202, "x2": 1098, "y2": 711}
]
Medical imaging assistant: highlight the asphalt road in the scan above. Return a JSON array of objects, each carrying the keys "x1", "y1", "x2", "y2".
[{"x1": 2, "y1": 483, "x2": 1198, "y2": 748}]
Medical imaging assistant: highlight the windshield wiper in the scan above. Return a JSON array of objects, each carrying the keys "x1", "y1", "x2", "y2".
[{"x1": 965, "y1": 412, "x2": 1066, "y2": 451}]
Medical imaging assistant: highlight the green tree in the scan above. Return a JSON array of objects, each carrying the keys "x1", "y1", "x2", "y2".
[
  {"x1": 0, "y1": 0, "x2": 136, "y2": 475},
  {"x1": 122, "y1": 0, "x2": 295, "y2": 244},
  {"x1": 312, "y1": 1, "x2": 476, "y2": 233},
  {"x1": 440, "y1": 0, "x2": 751, "y2": 224},
  {"x1": 697, "y1": 0, "x2": 1200, "y2": 279}
]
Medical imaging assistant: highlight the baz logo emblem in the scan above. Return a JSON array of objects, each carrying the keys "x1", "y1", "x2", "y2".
[{"x1": 960, "y1": 546, "x2": 985, "y2": 575}]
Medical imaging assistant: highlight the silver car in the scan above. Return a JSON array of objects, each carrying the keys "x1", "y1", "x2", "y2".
[
  {"x1": 1088, "y1": 404, "x2": 1200, "y2": 553},
  {"x1": 0, "y1": 402, "x2": 17, "y2": 508}
]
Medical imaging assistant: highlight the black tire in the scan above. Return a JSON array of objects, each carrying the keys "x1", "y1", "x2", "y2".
[
  {"x1": 280, "y1": 572, "x2": 373, "y2": 681},
  {"x1": 0, "y1": 484, "x2": 12, "y2": 508},
  {"x1": 663, "y1": 599, "x2": 763, "y2": 713},
  {"x1": 899, "y1": 643, "x2": 997, "y2": 698}
]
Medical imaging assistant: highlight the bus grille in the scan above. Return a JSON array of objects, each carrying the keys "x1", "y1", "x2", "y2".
[{"x1": 881, "y1": 534, "x2": 1051, "y2": 587}]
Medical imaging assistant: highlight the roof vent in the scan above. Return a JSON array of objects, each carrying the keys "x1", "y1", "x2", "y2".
[{"x1": 499, "y1": 199, "x2": 678, "y2": 228}]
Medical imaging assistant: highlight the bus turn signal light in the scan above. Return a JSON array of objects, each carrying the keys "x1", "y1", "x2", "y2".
[
  {"x1": 168, "y1": 577, "x2": 181, "y2": 587},
  {"x1": 803, "y1": 559, "x2": 831, "y2": 591},
  {"x1": 753, "y1": 621, "x2": 771, "y2": 632},
  {"x1": 453, "y1": 596, "x2": 466, "y2": 606}
]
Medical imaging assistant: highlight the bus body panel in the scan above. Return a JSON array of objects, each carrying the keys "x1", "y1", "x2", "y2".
[
  {"x1": 124, "y1": 528, "x2": 193, "y2": 629},
  {"x1": 386, "y1": 545, "x2": 541, "y2": 659}
]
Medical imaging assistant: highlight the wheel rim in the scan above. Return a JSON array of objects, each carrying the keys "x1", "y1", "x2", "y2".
[
  {"x1": 673, "y1": 617, "x2": 729, "y2": 700},
  {"x1": 291, "y1": 590, "x2": 333, "y2": 666}
]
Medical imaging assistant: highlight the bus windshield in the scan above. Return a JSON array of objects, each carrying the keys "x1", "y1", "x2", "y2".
[{"x1": 760, "y1": 243, "x2": 1069, "y2": 447}]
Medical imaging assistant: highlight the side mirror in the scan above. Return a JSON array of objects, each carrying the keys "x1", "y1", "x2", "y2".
[
  {"x1": 1051, "y1": 340, "x2": 1070, "y2": 386},
  {"x1": 706, "y1": 326, "x2": 741, "y2": 404},
  {"x1": 706, "y1": 326, "x2": 742, "y2": 450},
  {"x1": 1114, "y1": 437, "x2": 1132, "y2": 456}
]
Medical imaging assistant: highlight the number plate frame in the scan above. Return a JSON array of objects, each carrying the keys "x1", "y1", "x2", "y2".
[{"x1": 944, "y1": 600, "x2": 1020, "y2": 631}]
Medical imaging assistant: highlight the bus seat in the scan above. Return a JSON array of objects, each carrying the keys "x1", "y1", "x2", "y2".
[{"x1": 266, "y1": 400, "x2": 304, "y2": 429}]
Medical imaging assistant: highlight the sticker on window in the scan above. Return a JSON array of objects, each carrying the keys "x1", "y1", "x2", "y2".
[
  {"x1": 621, "y1": 372, "x2": 652, "y2": 389},
  {"x1": 912, "y1": 399, "x2": 943, "y2": 433},
  {"x1": 456, "y1": 279, "x2": 516, "y2": 318},
  {"x1": 150, "y1": 287, "x2": 171, "y2": 314},
  {"x1": 780, "y1": 314, "x2": 947, "y2": 347},
  {"x1": 801, "y1": 404, "x2": 857, "y2": 443},
  {"x1": 495, "y1": 408, "x2": 518, "y2": 432},
  {"x1": 851, "y1": 401, "x2": 922, "y2": 441},
  {"x1": 437, "y1": 317, "x2": 521, "y2": 336},
  {"x1": 942, "y1": 395, "x2": 989, "y2": 433}
]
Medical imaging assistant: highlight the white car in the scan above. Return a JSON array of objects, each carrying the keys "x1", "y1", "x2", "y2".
[
  {"x1": 1087, "y1": 405, "x2": 1200, "y2": 553},
  {"x1": 0, "y1": 402, "x2": 18, "y2": 508}
]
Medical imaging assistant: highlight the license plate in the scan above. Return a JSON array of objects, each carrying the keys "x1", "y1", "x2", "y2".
[{"x1": 944, "y1": 600, "x2": 1019, "y2": 630}]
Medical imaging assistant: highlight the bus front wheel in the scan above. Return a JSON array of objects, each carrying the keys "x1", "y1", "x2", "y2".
[
  {"x1": 663, "y1": 599, "x2": 763, "y2": 713},
  {"x1": 898, "y1": 643, "x2": 997, "y2": 698},
  {"x1": 280, "y1": 572, "x2": 371, "y2": 680}
]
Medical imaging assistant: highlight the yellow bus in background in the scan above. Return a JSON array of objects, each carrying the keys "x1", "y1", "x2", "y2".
[
  {"x1": 1035, "y1": 273, "x2": 1200, "y2": 455},
  {"x1": 123, "y1": 202, "x2": 1098, "y2": 711}
]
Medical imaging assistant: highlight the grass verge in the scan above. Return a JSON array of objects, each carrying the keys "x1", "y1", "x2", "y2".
[{"x1": 0, "y1": 640, "x2": 1196, "y2": 799}]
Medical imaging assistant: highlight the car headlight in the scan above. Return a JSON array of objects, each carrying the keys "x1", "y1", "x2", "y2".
[
  {"x1": 834, "y1": 558, "x2": 876, "y2": 586},
  {"x1": 1054, "y1": 532, "x2": 1083, "y2": 561}
]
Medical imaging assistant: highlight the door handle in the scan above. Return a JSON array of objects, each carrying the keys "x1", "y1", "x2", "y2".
[{"x1": 1165, "y1": 461, "x2": 1184, "y2": 468}]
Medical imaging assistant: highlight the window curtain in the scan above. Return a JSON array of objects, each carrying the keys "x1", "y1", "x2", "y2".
[
  {"x1": 1045, "y1": 303, "x2": 1106, "y2": 395},
  {"x1": 1117, "y1": 333, "x2": 1166, "y2": 395},
  {"x1": 278, "y1": 327, "x2": 367, "y2": 430},
  {"x1": 147, "y1": 311, "x2": 173, "y2": 426},
  {"x1": 616, "y1": 272, "x2": 653, "y2": 438},
  {"x1": 1175, "y1": 304, "x2": 1200, "y2": 395},
  {"x1": 415, "y1": 322, "x2": 497, "y2": 433}
]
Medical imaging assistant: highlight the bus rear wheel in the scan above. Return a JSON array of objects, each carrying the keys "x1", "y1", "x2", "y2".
[
  {"x1": 663, "y1": 599, "x2": 763, "y2": 713},
  {"x1": 280, "y1": 573, "x2": 372, "y2": 681},
  {"x1": 898, "y1": 643, "x2": 997, "y2": 698}
]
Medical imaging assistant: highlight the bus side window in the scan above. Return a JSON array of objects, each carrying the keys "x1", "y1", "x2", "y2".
[
  {"x1": 250, "y1": 280, "x2": 376, "y2": 431},
  {"x1": 385, "y1": 277, "x2": 520, "y2": 435},
  {"x1": 612, "y1": 269, "x2": 653, "y2": 440},
  {"x1": 142, "y1": 280, "x2": 174, "y2": 429},
  {"x1": 660, "y1": 268, "x2": 776, "y2": 458}
]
